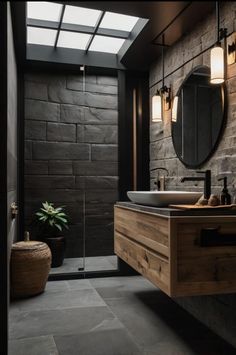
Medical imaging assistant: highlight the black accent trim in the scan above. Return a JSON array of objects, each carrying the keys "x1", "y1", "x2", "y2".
[
  {"x1": 27, "y1": 18, "x2": 130, "y2": 39},
  {"x1": 0, "y1": 3, "x2": 8, "y2": 354},
  {"x1": 85, "y1": 11, "x2": 105, "y2": 53},
  {"x1": 54, "y1": 4, "x2": 66, "y2": 48}
]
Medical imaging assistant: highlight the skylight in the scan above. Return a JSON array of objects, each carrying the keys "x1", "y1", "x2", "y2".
[
  {"x1": 27, "y1": 27, "x2": 57, "y2": 46},
  {"x1": 27, "y1": 2, "x2": 62, "y2": 22},
  {"x1": 89, "y1": 36, "x2": 125, "y2": 54},
  {"x1": 26, "y1": 2, "x2": 143, "y2": 56},
  {"x1": 99, "y1": 12, "x2": 139, "y2": 32},
  {"x1": 63, "y1": 6, "x2": 102, "y2": 27},
  {"x1": 57, "y1": 31, "x2": 92, "y2": 50}
]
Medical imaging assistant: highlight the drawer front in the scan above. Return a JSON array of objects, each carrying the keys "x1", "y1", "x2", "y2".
[
  {"x1": 177, "y1": 221, "x2": 236, "y2": 283},
  {"x1": 115, "y1": 231, "x2": 170, "y2": 295},
  {"x1": 114, "y1": 206, "x2": 169, "y2": 257}
]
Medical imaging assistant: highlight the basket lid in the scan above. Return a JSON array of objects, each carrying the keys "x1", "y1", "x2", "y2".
[{"x1": 12, "y1": 241, "x2": 47, "y2": 251}]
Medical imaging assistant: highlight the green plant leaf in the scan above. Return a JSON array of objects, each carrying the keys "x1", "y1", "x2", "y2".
[{"x1": 55, "y1": 223, "x2": 62, "y2": 231}]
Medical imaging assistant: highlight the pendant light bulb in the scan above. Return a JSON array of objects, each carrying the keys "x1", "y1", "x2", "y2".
[
  {"x1": 172, "y1": 96, "x2": 178, "y2": 122},
  {"x1": 210, "y1": 45, "x2": 224, "y2": 84},
  {"x1": 152, "y1": 91, "x2": 162, "y2": 122}
]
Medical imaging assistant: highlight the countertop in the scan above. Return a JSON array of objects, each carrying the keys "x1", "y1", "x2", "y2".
[{"x1": 115, "y1": 201, "x2": 236, "y2": 217}]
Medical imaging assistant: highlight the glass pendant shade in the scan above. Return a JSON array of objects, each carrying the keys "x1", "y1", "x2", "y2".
[
  {"x1": 210, "y1": 45, "x2": 224, "y2": 84},
  {"x1": 152, "y1": 93, "x2": 162, "y2": 122},
  {"x1": 172, "y1": 96, "x2": 178, "y2": 122}
]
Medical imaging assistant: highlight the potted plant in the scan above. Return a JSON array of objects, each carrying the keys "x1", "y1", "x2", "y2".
[{"x1": 36, "y1": 201, "x2": 69, "y2": 267}]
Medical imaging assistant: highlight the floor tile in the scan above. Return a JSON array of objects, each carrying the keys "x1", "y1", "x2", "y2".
[
  {"x1": 10, "y1": 288, "x2": 105, "y2": 313},
  {"x1": 8, "y1": 335, "x2": 58, "y2": 355},
  {"x1": 9, "y1": 306, "x2": 115, "y2": 339},
  {"x1": 54, "y1": 328, "x2": 142, "y2": 355}
]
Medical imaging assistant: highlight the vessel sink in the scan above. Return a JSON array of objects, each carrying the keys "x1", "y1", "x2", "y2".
[{"x1": 127, "y1": 191, "x2": 202, "y2": 207}]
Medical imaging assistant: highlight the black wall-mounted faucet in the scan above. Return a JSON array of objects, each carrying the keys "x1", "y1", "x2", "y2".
[{"x1": 181, "y1": 170, "x2": 211, "y2": 199}]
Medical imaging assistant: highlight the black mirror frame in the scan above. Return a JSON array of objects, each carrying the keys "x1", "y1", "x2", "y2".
[{"x1": 171, "y1": 65, "x2": 227, "y2": 169}]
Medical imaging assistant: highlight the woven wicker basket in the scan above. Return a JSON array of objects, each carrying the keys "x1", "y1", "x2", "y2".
[{"x1": 10, "y1": 241, "x2": 52, "y2": 299}]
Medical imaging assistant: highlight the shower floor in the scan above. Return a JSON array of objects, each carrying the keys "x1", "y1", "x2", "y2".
[{"x1": 49, "y1": 255, "x2": 118, "y2": 275}]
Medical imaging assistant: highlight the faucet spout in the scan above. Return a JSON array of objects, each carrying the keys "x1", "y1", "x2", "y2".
[{"x1": 181, "y1": 170, "x2": 211, "y2": 199}]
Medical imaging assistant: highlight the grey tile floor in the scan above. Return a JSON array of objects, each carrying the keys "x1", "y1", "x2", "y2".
[
  {"x1": 49, "y1": 255, "x2": 118, "y2": 275},
  {"x1": 9, "y1": 276, "x2": 235, "y2": 355}
]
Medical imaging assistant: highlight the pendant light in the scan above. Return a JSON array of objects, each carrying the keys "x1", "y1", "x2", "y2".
[
  {"x1": 152, "y1": 90, "x2": 162, "y2": 122},
  {"x1": 152, "y1": 34, "x2": 171, "y2": 122},
  {"x1": 210, "y1": 1, "x2": 227, "y2": 84}
]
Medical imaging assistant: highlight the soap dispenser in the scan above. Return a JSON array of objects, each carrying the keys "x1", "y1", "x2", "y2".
[{"x1": 218, "y1": 177, "x2": 231, "y2": 205}]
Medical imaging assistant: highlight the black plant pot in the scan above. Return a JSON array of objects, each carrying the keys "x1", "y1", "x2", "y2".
[{"x1": 44, "y1": 236, "x2": 66, "y2": 268}]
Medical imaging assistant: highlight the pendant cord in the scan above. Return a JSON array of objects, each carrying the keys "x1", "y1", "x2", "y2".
[
  {"x1": 216, "y1": 1, "x2": 220, "y2": 43},
  {"x1": 162, "y1": 34, "x2": 165, "y2": 89}
]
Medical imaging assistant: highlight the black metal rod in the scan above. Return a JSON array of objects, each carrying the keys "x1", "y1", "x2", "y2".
[
  {"x1": 54, "y1": 4, "x2": 65, "y2": 48},
  {"x1": 216, "y1": 1, "x2": 220, "y2": 43},
  {"x1": 150, "y1": 42, "x2": 216, "y2": 90},
  {"x1": 85, "y1": 11, "x2": 105, "y2": 53},
  {"x1": 162, "y1": 34, "x2": 165, "y2": 88}
]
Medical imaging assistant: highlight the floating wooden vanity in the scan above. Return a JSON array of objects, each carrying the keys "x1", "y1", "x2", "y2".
[{"x1": 114, "y1": 202, "x2": 236, "y2": 297}]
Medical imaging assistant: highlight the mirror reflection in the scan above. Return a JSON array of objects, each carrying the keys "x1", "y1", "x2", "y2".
[{"x1": 172, "y1": 66, "x2": 225, "y2": 168}]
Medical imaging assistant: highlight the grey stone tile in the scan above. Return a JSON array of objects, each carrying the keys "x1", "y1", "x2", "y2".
[
  {"x1": 73, "y1": 161, "x2": 118, "y2": 176},
  {"x1": 84, "y1": 107, "x2": 118, "y2": 125},
  {"x1": 97, "y1": 76, "x2": 118, "y2": 86},
  {"x1": 9, "y1": 306, "x2": 116, "y2": 339},
  {"x1": 67, "y1": 78, "x2": 118, "y2": 95},
  {"x1": 84, "y1": 125, "x2": 118, "y2": 144},
  {"x1": 25, "y1": 175, "x2": 75, "y2": 189},
  {"x1": 25, "y1": 141, "x2": 32, "y2": 159},
  {"x1": 85, "y1": 92, "x2": 117, "y2": 110},
  {"x1": 48, "y1": 86, "x2": 84, "y2": 105},
  {"x1": 25, "y1": 99, "x2": 59, "y2": 122},
  {"x1": 90, "y1": 276, "x2": 156, "y2": 299},
  {"x1": 60, "y1": 104, "x2": 84, "y2": 124},
  {"x1": 48, "y1": 161, "x2": 73, "y2": 175},
  {"x1": 91, "y1": 144, "x2": 118, "y2": 161},
  {"x1": 47, "y1": 122, "x2": 76, "y2": 142},
  {"x1": 9, "y1": 335, "x2": 58, "y2": 355},
  {"x1": 25, "y1": 81, "x2": 48, "y2": 101},
  {"x1": 25, "y1": 160, "x2": 48, "y2": 175},
  {"x1": 54, "y1": 328, "x2": 141, "y2": 355},
  {"x1": 75, "y1": 176, "x2": 118, "y2": 190},
  {"x1": 32, "y1": 141, "x2": 90, "y2": 160},
  {"x1": 25, "y1": 120, "x2": 46, "y2": 140},
  {"x1": 10, "y1": 288, "x2": 105, "y2": 313}
]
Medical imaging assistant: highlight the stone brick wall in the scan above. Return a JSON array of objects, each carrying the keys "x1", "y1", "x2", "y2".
[
  {"x1": 24, "y1": 72, "x2": 118, "y2": 257},
  {"x1": 149, "y1": 2, "x2": 236, "y2": 347}
]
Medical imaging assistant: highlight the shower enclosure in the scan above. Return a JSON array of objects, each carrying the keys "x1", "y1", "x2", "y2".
[{"x1": 24, "y1": 66, "x2": 119, "y2": 276}]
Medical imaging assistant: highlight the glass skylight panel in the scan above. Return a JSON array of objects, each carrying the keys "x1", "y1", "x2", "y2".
[
  {"x1": 27, "y1": 27, "x2": 57, "y2": 46},
  {"x1": 99, "y1": 12, "x2": 139, "y2": 32},
  {"x1": 89, "y1": 36, "x2": 125, "y2": 54},
  {"x1": 27, "y1": 2, "x2": 62, "y2": 22},
  {"x1": 57, "y1": 31, "x2": 91, "y2": 50},
  {"x1": 63, "y1": 6, "x2": 102, "y2": 27}
]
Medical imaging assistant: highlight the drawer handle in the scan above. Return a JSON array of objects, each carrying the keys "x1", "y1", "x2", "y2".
[{"x1": 200, "y1": 227, "x2": 236, "y2": 247}]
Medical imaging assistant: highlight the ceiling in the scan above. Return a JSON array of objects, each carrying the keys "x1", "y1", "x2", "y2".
[
  {"x1": 65, "y1": 1, "x2": 215, "y2": 70},
  {"x1": 11, "y1": 1, "x2": 215, "y2": 71}
]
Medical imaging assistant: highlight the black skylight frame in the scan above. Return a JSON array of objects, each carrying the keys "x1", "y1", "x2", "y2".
[{"x1": 26, "y1": 2, "x2": 149, "y2": 69}]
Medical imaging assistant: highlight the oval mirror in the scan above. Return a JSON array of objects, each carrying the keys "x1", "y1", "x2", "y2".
[{"x1": 172, "y1": 66, "x2": 226, "y2": 168}]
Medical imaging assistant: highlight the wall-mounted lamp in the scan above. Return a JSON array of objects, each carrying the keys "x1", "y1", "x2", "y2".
[
  {"x1": 151, "y1": 34, "x2": 171, "y2": 122},
  {"x1": 210, "y1": 2, "x2": 227, "y2": 84},
  {"x1": 171, "y1": 96, "x2": 178, "y2": 122}
]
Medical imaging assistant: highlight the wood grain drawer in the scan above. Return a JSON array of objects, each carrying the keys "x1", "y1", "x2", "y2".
[
  {"x1": 115, "y1": 231, "x2": 170, "y2": 295},
  {"x1": 114, "y1": 206, "x2": 169, "y2": 258}
]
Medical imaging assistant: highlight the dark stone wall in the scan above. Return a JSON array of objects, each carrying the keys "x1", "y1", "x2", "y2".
[
  {"x1": 149, "y1": 2, "x2": 236, "y2": 347},
  {"x1": 24, "y1": 72, "x2": 118, "y2": 257}
]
